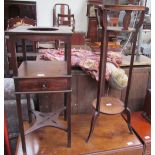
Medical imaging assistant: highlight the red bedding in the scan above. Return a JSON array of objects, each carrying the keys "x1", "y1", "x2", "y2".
[{"x1": 39, "y1": 48, "x2": 122, "y2": 81}]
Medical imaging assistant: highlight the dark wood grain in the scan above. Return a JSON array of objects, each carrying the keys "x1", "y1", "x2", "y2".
[
  {"x1": 15, "y1": 114, "x2": 143, "y2": 155},
  {"x1": 14, "y1": 78, "x2": 70, "y2": 93}
]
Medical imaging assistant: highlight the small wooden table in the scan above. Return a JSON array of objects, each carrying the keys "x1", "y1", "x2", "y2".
[{"x1": 5, "y1": 26, "x2": 73, "y2": 153}]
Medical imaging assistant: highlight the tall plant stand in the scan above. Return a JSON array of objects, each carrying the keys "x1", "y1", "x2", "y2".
[{"x1": 86, "y1": 4, "x2": 145, "y2": 142}]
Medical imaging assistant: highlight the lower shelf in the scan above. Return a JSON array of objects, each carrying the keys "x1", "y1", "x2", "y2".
[
  {"x1": 92, "y1": 96, "x2": 125, "y2": 114},
  {"x1": 25, "y1": 107, "x2": 67, "y2": 135},
  {"x1": 15, "y1": 114, "x2": 143, "y2": 155}
]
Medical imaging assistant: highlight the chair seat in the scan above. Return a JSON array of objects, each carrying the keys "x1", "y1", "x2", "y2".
[
  {"x1": 92, "y1": 96, "x2": 125, "y2": 114},
  {"x1": 58, "y1": 25, "x2": 73, "y2": 30}
]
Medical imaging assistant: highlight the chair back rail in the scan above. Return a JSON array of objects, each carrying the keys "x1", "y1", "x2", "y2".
[{"x1": 53, "y1": 3, "x2": 71, "y2": 27}]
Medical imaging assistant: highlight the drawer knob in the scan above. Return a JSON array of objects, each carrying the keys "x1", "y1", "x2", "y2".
[{"x1": 42, "y1": 84, "x2": 47, "y2": 89}]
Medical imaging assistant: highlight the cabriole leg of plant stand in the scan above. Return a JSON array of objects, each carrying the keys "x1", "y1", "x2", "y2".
[
  {"x1": 86, "y1": 111, "x2": 100, "y2": 143},
  {"x1": 122, "y1": 108, "x2": 133, "y2": 134}
]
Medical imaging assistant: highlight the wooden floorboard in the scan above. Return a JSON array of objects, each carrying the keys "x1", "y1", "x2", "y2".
[{"x1": 16, "y1": 114, "x2": 143, "y2": 155}]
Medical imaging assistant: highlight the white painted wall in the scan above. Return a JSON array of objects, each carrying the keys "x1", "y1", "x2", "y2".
[
  {"x1": 37, "y1": 0, "x2": 88, "y2": 32},
  {"x1": 13, "y1": 0, "x2": 88, "y2": 32}
]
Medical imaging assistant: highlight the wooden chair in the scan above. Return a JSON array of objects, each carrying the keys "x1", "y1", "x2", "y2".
[
  {"x1": 52, "y1": 3, "x2": 75, "y2": 48},
  {"x1": 53, "y1": 4, "x2": 71, "y2": 26},
  {"x1": 57, "y1": 14, "x2": 75, "y2": 32},
  {"x1": 86, "y1": 1, "x2": 146, "y2": 142},
  {"x1": 53, "y1": 3, "x2": 75, "y2": 32}
]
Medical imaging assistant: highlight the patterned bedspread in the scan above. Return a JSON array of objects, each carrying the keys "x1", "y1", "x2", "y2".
[{"x1": 38, "y1": 48, "x2": 122, "y2": 81}]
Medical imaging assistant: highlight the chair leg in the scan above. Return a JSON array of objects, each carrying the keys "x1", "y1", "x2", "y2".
[
  {"x1": 66, "y1": 92, "x2": 71, "y2": 147},
  {"x1": 123, "y1": 108, "x2": 133, "y2": 134},
  {"x1": 86, "y1": 111, "x2": 99, "y2": 143},
  {"x1": 64, "y1": 92, "x2": 67, "y2": 121},
  {"x1": 26, "y1": 94, "x2": 32, "y2": 124}
]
